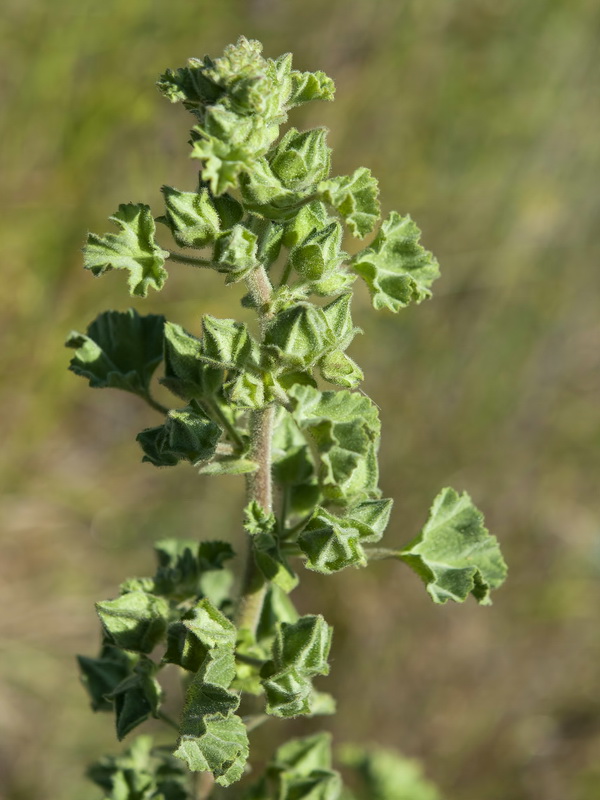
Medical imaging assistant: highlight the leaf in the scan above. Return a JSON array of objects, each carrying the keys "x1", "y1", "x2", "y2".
[
  {"x1": 288, "y1": 385, "x2": 381, "y2": 505},
  {"x1": 160, "y1": 186, "x2": 221, "y2": 248},
  {"x1": 200, "y1": 315, "x2": 260, "y2": 370},
  {"x1": 299, "y1": 500, "x2": 392, "y2": 575},
  {"x1": 66, "y1": 309, "x2": 165, "y2": 397},
  {"x1": 244, "y1": 501, "x2": 298, "y2": 592},
  {"x1": 161, "y1": 321, "x2": 224, "y2": 401},
  {"x1": 264, "y1": 303, "x2": 336, "y2": 371},
  {"x1": 289, "y1": 222, "x2": 347, "y2": 282},
  {"x1": 340, "y1": 745, "x2": 441, "y2": 800},
  {"x1": 200, "y1": 457, "x2": 258, "y2": 476},
  {"x1": 399, "y1": 488, "x2": 507, "y2": 604},
  {"x1": 175, "y1": 614, "x2": 249, "y2": 786},
  {"x1": 213, "y1": 225, "x2": 260, "y2": 282},
  {"x1": 351, "y1": 212, "x2": 440, "y2": 312},
  {"x1": 83, "y1": 203, "x2": 170, "y2": 297},
  {"x1": 109, "y1": 657, "x2": 162, "y2": 740},
  {"x1": 96, "y1": 591, "x2": 170, "y2": 653},
  {"x1": 88, "y1": 735, "x2": 191, "y2": 800},
  {"x1": 257, "y1": 585, "x2": 299, "y2": 648},
  {"x1": 77, "y1": 643, "x2": 136, "y2": 712},
  {"x1": 318, "y1": 168, "x2": 380, "y2": 238},
  {"x1": 270, "y1": 128, "x2": 331, "y2": 191},
  {"x1": 288, "y1": 70, "x2": 336, "y2": 106},
  {"x1": 137, "y1": 400, "x2": 222, "y2": 467},
  {"x1": 261, "y1": 615, "x2": 332, "y2": 718},
  {"x1": 319, "y1": 350, "x2": 363, "y2": 388},
  {"x1": 282, "y1": 200, "x2": 332, "y2": 249}
]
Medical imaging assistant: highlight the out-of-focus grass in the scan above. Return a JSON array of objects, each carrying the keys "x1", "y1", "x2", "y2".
[{"x1": 1, "y1": 1, "x2": 600, "y2": 798}]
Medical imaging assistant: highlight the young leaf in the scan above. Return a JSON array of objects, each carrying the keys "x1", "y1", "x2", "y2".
[
  {"x1": 351, "y1": 212, "x2": 440, "y2": 312},
  {"x1": 83, "y1": 203, "x2": 170, "y2": 297},
  {"x1": 288, "y1": 70, "x2": 336, "y2": 106},
  {"x1": 109, "y1": 657, "x2": 163, "y2": 740},
  {"x1": 261, "y1": 615, "x2": 332, "y2": 718},
  {"x1": 137, "y1": 400, "x2": 222, "y2": 467},
  {"x1": 161, "y1": 321, "x2": 224, "y2": 401},
  {"x1": 270, "y1": 127, "x2": 331, "y2": 191},
  {"x1": 66, "y1": 309, "x2": 165, "y2": 396},
  {"x1": 264, "y1": 303, "x2": 336, "y2": 371},
  {"x1": 96, "y1": 590, "x2": 170, "y2": 653},
  {"x1": 318, "y1": 167, "x2": 380, "y2": 238},
  {"x1": 160, "y1": 186, "x2": 221, "y2": 248},
  {"x1": 175, "y1": 713, "x2": 249, "y2": 787},
  {"x1": 399, "y1": 488, "x2": 507, "y2": 604},
  {"x1": 200, "y1": 315, "x2": 259, "y2": 370},
  {"x1": 244, "y1": 501, "x2": 298, "y2": 592},
  {"x1": 289, "y1": 222, "x2": 346, "y2": 281},
  {"x1": 213, "y1": 224, "x2": 260, "y2": 282},
  {"x1": 77, "y1": 643, "x2": 137, "y2": 712}
]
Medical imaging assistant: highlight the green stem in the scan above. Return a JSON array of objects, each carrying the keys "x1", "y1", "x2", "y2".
[
  {"x1": 141, "y1": 392, "x2": 169, "y2": 415},
  {"x1": 363, "y1": 547, "x2": 402, "y2": 561},
  {"x1": 157, "y1": 710, "x2": 180, "y2": 732},
  {"x1": 206, "y1": 398, "x2": 245, "y2": 450},
  {"x1": 168, "y1": 252, "x2": 215, "y2": 268}
]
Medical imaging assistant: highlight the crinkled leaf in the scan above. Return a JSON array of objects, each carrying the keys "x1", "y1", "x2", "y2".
[
  {"x1": 200, "y1": 315, "x2": 259, "y2": 370},
  {"x1": 66, "y1": 309, "x2": 165, "y2": 397},
  {"x1": 257, "y1": 732, "x2": 342, "y2": 800},
  {"x1": 243, "y1": 501, "x2": 298, "y2": 592},
  {"x1": 160, "y1": 186, "x2": 221, "y2": 248},
  {"x1": 289, "y1": 222, "x2": 346, "y2": 281},
  {"x1": 319, "y1": 168, "x2": 380, "y2": 238},
  {"x1": 282, "y1": 200, "x2": 331, "y2": 249},
  {"x1": 299, "y1": 500, "x2": 391, "y2": 575},
  {"x1": 288, "y1": 385, "x2": 381, "y2": 505},
  {"x1": 264, "y1": 303, "x2": 336, "y2": 371},
  {"x1": 213, "y1": 225, "x2": 260, "y2": 282},
  {"x1": 399, "y1": 488, "x2": 507, "y2": 604},
  {"x1": 109, "y1": 657, "x2": 162, "y2": 740},
  {"x1": 161, "y1": 321, "x2": 224, "y2": 401},
  {"x1": 245, "y1": 215, "x2": 284, "y2": 268},
  {"x1": 351, "y1": 212, "x2": 440, "y2": 312},
  {"x1": 184, "y1": 598, "x2": 237, "y2": 650},
  {"x1": 83, "y1": 203, "x2": 169, "y2": 297},
  {"x1": 288, "y1": 70, "x2": 335, "y2": 106},
  {"x1": 200, "y1": 457, "x2": 258, "y2": 476},
  {"x1": 270, "y1": 127, "x2": 331, "y2": 191},
  {"x1": 137, "y1": 400, "x2": 221, "y2": 467},
  {"x1": 319, "y1": 350, "x2": 363, "y2": 388},
  {"x1": 227, "y1": 371, "x2": 266, "y2": 409},
  {"x1": 175, "y1": 713, "x2": 249, "y2": 787},
  {"x1": 96, "y1": 591, "x2": 169, "y2": 653},
  {"x1": 340, "y1": 745, "x2": 441, "y2": 800},
  {"x1": 77, "y1": 643, "x2": 136, "y2": 712},
  {"x1": 88, "y1": 735, "x2": 191, "y2": 800},
  {"x1": 261, "y1": 615, "x2": 332, "y2": 718},
  {"x1": 257, "y1": 585, "x2": 299, "y2": 649}
]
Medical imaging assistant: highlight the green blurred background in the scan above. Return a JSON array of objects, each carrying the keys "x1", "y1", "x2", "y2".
[{"x1": 1, "y1": 0, "x2": 599, "y2": 797}]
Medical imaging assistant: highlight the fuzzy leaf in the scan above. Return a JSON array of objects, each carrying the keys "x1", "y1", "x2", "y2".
[
  {"x1": 175, "y1": 713, "x2": 249, "y2": 787},
  {"x1": 319, "y1": 350, "x2": 363, "y2": 388},
  {"x1": 270, "y1": 128, "x2": 331, "y2": 191},
  {"x1": 200, "y1": 315, "x2": 259, "y2": 370},
  {"x1": 288, "y1": 70, "x2": 336, "y2": 106},
  {"x1": 109, "y1": 657, "x2": 162, "y2": 740},
  {"x1": 66, "y1": 309, "x2": 165, "y2": 396},
  {"x1": 244, "y1": 501, "x2": 298, "y2": 592},
  {"x1": 261, "y1": 615, "x2": 332, "y2": 718},
  {"x1": 299, "y1": 500, "x2": 392, "y2": 575},
  {"x1": 288, "y1": 385, "x2": 381, "y2": 505},
  {"x1": 213, "y1": 225, "x2": 260, "y2": 282},
  {"x1": 319, "y1": 168, "x2": 380, "y2": 238},
  {"x1": 184, "y1": 598, "x2": 237, "y2": 650},
  {"x1": 83, "y1": 204, "x2": 169, "y2": 297},
  {"x1": 399, "y1": 488, "x2": 507, "y2": 604},
  {"x1": 282, "y1": 201, "x2": 331, "y2": 249},
  {"x1": 351, "y1": 212, "x2": 440, "y2": 312},
  {"x1": 96, "y1": 591, "x2": 169, "y2": 653},
  {"x1": 289, "y1": 222, "x2": 346, "y2": 281},
  {"x1": 161, "y1": 321, "x2": 224, "y2": 401},
  {"x1": 160, "y1": 186, "x2": 221, "y2": 248},
  {"x1": 77, "y1": 643, "x2": 136, "y2": 712},
  {"x1": 137, "y1": 400, "x2": 222, "y2": 467},
  {"x1": 264, "y1": 303, "x2": 336, "y2": 371}
]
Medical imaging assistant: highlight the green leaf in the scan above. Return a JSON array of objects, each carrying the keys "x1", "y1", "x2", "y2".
[
  {"x1": 274, "y1": 732, "x2": 334, "y2": 775},
  {"x1": 77, "y1": 643, "x2": 136, "y2": 712},
  {"x1": 270, "y1": 128, "x2": 331, "y2": 191},
  {"x1": 340, "y1": 745, "x2": 441, "y2": 800},
  {"x1": 257, "y1": 585, "x2": 299, "y2": 648},
  {"x1": 299, "y1": 500, "x2": 392, "y2": 575},
  {"x1": 288, "y1": 385, "x2": 381, "y2": 505},
  {"x1": 88, "y1": 735, "x2": 191, "y2": 800},
  {"x1": 319, "y1": 350, "x2": 363, "y2": 388},
  {"x1": 351, "y1": 212, "x2": 440, "y2": 312},
  {"x1": 264, "y1": 303, "x2": 336, "y2": 371},
  {"x1": 96, "y1": 591, "x2": 169, "y2": 653},
  {"x1": 244, "y1": 501, "x2": 298, "y2": 592},
  {"x1": 200, "y1": 457, "x2": 258, "y2": 476},
  {"x1": 288, "y1": 70, "x2": 336, "y2": 106},
  {"x1": 66, "y1": 309, "x2": 165, "y2": 396},
  {"x1": 259, "y1": 733, "x2": 342, "y2": 800},
  {"x1": 175, "y1": 627, "x2": 249, "y2": 786},
  {"x1": 160, "y1": 186, "x2": 221, "y2": 248},
  {"x1": 213, "y1": 225, "x2": 260, "y2": 282},
  {"x1": 161, "y1": 321, "x2": 224, "y2": 401},
  {"x1": 83, "y1": 203, "x2": 170, "y2": 297},
  {"x1": 109, "y1": 657, "x2": 162, "y2": 740},
  {"x1": 399, "y1": 488, "x2": 507, "y2": 604},
  {"x1": 261, "y1": 615, "x2": 332, "y2": 718},
  {"x1": 227, "y1": 371, "x2": 266, "y2": 409},
  {"x1": 318, "y1": 168, "x2": 380, "y2": 238},
  {"x1": 289, "y1": 222, "x2": 346, "y2": 281},
  {"x1": 137, "y1": 400, "x2": 222, "y2": 467},
  {"x1": 200, "y1": 315, "x2": 259, "y2": 370},
  {"x1": 282, "y1": 200, "x2": 332, "y2": 249}
]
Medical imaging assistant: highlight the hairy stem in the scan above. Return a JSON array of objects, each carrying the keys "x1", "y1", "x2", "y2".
[{"x1": 235, "y1": 265, "x2": 275, "y2": 635}]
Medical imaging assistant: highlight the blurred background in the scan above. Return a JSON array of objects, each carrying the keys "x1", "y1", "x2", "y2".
[{"x1": 1, "y1": 0, "x2": 599, "y2": 798}]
